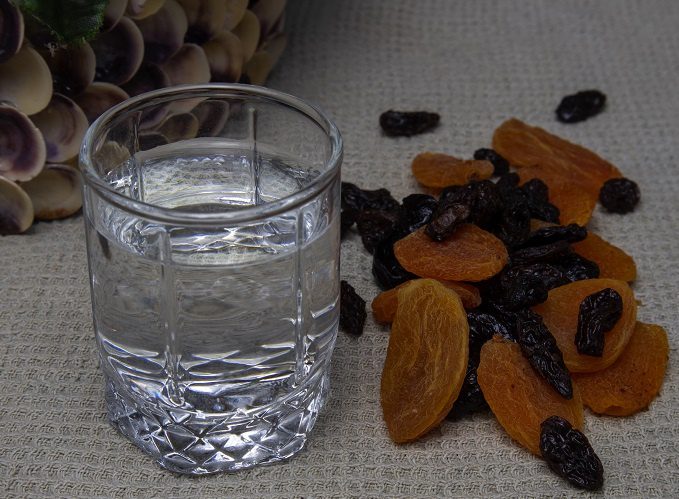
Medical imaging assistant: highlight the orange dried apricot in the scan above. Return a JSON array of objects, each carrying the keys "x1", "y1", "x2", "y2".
[
  {"x1": 477, "y1": 336, "x2": 584, "y2": 455},
  {"x1": 532, "y1": 279, "x2": 636, "y2": 373},
  {"x1": 371, "y1": 279, "x2": 480, "y2": 324},
  {"x1": 411, "y1": 152, "x2": 493, "y2": 189},
  {"x1": 393, "y1": 225, "x2": 508, "y2": 282},
  {"x1": 573, "y1": 322, "x2": 668, "y2": 416},
  {"x1": 381, "y1": 279, "x2": 469, "y2": 443},
  {"x1": 572, "y1": 232, "x2": 637, "y2": 282}
]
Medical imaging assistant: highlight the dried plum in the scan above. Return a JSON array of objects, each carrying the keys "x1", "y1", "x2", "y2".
[
  {"x1": 540, "y1": 416, "x2": 604, "y2": 490},
  {"x1": 516, "y1": 309, "x2": 573, "y2": 399},
  {"x1": 340, "y1": 280, "x2": 367, "y2": 336},
  {"x1": 510, "y1": 240, "x2": 571, "y2": 266},
  {"x1": 473, "y1": 147, "x2": 509, "y2": 176},
  {"x1": 425, "y1": 203, "x2": 470, "y2": 241},
  {"x1": 575, "y1": 288, "x2": 623, "y2": 356},
  {"x1": 372, "y1": 236, "x2": 417, "y2": 290},
  {"x1": 341, "y1": 182, "x2": 400, "y2": 213},
  {"x1": 599, "y1": 177, "x2": 640, "y2": 214},
  {"x1": 523, "y1": 224, "x2": 588, "y2": 247},
  {"x1": 555, "y1": 90, "x2": 606, "y2": 124},
  {"x1": 557, "y1": 253, "x2": 600, "y2": 282},
  {"x1": 521, "y1": 178, "x2": 561, "y2": 223},
  {"x1": 356, "y1": 209, "x2": 399, "y2": 254},
  {"x1": 379, "y1": 110, "x2": 440, "y2": 137}
]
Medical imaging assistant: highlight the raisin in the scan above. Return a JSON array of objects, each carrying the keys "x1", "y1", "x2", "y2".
[
  {"x1": 575, "y1": 288, "x2": 623, "y2": 356},
  {"x1": 516, "y1": 309, "x2": 573, "y2": 399},
  {"x1": 447, "y1": 363, "x2": 487, "y2": 419},
  {"x1": 521, "y1": 178, "x2": 561, "y2": 224},
  {"x1": 555, "y1": 90, "x2": 606, "y2": 124},
  {"x1": 339, "y1": 280, "x2": 367, "y2": 337},
  {"x1": 381, "y1": 279, "x2": 468, "y2": 442},
  {"x1": 473, "y1": 147, "x2": 509, "y2": 176},
  {"x1": 494, "y1": 187, "x2": 531, "y2": 248},
  {"x1": 510, "y1": 240, "x2": 572, "y2": 266},
  {"x1": 440, "y1": 180, "x2": 503, "y2": 229},
  {"x1": 532, "y1": 279, "x2": 636, "y2": 373},
  {"x1": 523, "y1": 224, "x2": 587, "y2": 247},
  {"x1": 540, "y1": 416, "x2": 604, "y2": 490},
  {"x1": 499, "y1": 270, "x2": 549, "y2": 310},
  {"x1": 412, "y1": 152, "x2": 494, "y2": 189},
  {"x1": 379, "y1": 110, "x2": 440, "y2": 137},
  {"x1": 466, "y1": 311, "x2": 501, "y2": 360},
  {"x1": 340, "y1": 208, "x2": 358, "y2": 239},
  {"x1": 574, "y1": 322, "x2": 669, "y2": 416},
  {"x1": 572, "y1": 231, "x2": 636, "y2": 282},
  {"x1": 477, "y1": 337, "x2": 584, "y2": 455},
  {"x1": 503, "y1": 263, "x2": 569, "y2": 291},
  {"x1": 496, "y1": 172, "x2": 520, "y2": 193},
  {"x1": 341, "y1": 182, "x2": 400, "y2": 212},
  {"x1": 425, "y1": 203, "x2": 470, "y2": 241},
  {"x1": 395, "y1": 194, "x2": 438, "y2": 237},
  {"x1": 356, "y1": 209, "x2": 399, "y2": 254},
  {"x1": 556, "y1": 253, "x2": 600, "y2": 282},
  {"x1": 479, "y1": 302, "x2": 520, "y2": 341},
  {"x1": 599, "y1": 177, "x2": 640, "y2": 214},
  {"x1": 372, "y1": 236, "x2": 417, "y2": 290},
  {"x1": 394, "y1": 225, "x2": 509, "y2": 282}
]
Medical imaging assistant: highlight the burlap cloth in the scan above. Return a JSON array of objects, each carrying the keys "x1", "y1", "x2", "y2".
[{"x1": 2, "y1": 0, "x2": 677, "y2": 497}]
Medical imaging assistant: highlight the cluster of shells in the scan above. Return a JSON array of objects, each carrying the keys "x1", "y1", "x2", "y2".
[{"x1": 0, "y1": 0, "x2": 287, "y2": 234}]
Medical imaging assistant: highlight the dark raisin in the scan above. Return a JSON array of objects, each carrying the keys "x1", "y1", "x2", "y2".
[
  {"x1": 575, "y1": 288, "x2": 623, "y2": 356},
  {"x1": 473, "y1": 147, "x2": 509, "y2": 176},
  {"x1": 556, "y1": 253, "x2": 600, "y2": 282},
  {"x1": 510, "y1": 240, "x2": 572, "y2": 266},
  {"x1": 372, "y1": 237, "x2": 417, "y2": 290},
  {"x1": 394, "y1": 194, "x2": 437, "y2": 237},
  {"x1": 521, "y1": 178, "x2": 561, "y2": 223},
  {"x1": 355, "y1": 209, "x2": 399, "y2": 254},
  {"x1": 499, "y1": 270, "x2": 549, "y2": 310},
  {"x1": 339, "y1": 280, "x2": 367, "y2": 337},
  {"x1": 425, "y1": 203, "x2": 470, "y2": 241},
  {"x1": 599, "y1": 177, "x2": 640, "y2": 214},
  {"x1": 477, "y1": 302, "x2": 519, "y2": 341},
  {"x1": 447, "y1": 363, "x2": 488, "y2": 419},
  {"x1": 496, "y1": 172, "x2": 520, "y2": 194},
  {"x1": 467, "y1": 311, "x2": 502, "y2": 359},
  {"x1": 523, "y1": 224, "x2": 588, "y2": 247},
  {"x1": 379, "y1": 109, "x2": 440, "y2": 137},
  {"x1": 493, "y1": 186, "x2": 531, "y2": 248},
  {"x1": 440, "y1": 180, "x2": 503, "y2": 229},
  {"x1": 340, "y1": 208, "x2": 358, "y2": 239},
  {"x1": 516, "y1": 309, "x2": 573, "y2": 399},
  {"x1": 540, "y1": 416, "x2": 604, "y2": 490},
  {"x1": 555, "y1": 90, "x2": 606, "y2": 124},
  {"x1": 504, "y1": 263, "x2": 569, "y2": 291},
  {"x1": 341, "y1": 182, "x2": 400, "y2": 213}
]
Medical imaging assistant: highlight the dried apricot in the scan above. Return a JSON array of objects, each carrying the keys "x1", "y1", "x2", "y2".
[
  {"x1": 411, "y1": 152, "x2": 493, "y2": 189},
  {"x1": 372, "y1": 279, "x2": 481, "y2": 323},
  {"x1": 394, "y1": 225, "x2": 508, "y2": 282},
  {"x1": 477, "y1": 336, "x2": 584, "y2": 455},
  {"x1": 532, "y1": 279, "x2": 636, "y2": 373},
  {"x1": 573, "y1": 322, "x2": 669, "y2": 416},
  {"x1": 572, "y1": 232, "x2": 637, "y2": 282},
  {"x1": 381, "y1": 279, "x2": 469, "y2": 443}
]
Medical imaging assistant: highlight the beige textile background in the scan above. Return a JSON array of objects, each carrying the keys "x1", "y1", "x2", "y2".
[{"x1": 1, "y1": 0, "x2": 678, "y2": 497}]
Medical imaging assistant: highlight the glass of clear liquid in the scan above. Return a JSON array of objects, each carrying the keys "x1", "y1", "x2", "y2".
[{"x1": 80, "y1": 84, "x2": 343, "y2": 475}]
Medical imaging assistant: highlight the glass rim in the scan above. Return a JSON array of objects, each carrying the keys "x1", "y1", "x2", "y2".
[{"x1": 79, "y1": 83, "x2": 343, "y2": 225}]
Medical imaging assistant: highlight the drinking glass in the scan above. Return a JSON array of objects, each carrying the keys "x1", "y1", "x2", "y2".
[{"x1": 80, "y1": 84, "x2": 343, "y2": 474}]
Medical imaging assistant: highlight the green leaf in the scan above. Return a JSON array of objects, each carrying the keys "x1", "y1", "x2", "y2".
[{"x1": 16, "y1": 0, "x2": 108, "y2": 45}]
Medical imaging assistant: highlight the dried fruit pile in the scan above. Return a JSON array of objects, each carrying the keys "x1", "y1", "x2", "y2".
[
  {"x1": 341, "y1": 118, "x2": 668, "y2": 490},
  {"x1": 0, "y1": 0, "x2": 287, "y2": 234}
]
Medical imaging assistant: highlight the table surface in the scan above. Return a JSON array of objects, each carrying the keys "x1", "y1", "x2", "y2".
[{"x1": 2, "y1": 1, "x2": 678, "y2": 497}]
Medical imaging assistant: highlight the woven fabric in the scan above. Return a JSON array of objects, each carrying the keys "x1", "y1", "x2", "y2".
[{"x1": 2, "y1": 0, "x2": 678, "y2": 496}]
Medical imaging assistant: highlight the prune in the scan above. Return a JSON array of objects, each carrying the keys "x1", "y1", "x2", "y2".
[
  {"x1": 510, "y1": 240, "x2": 571, "y2": 266},
  {"x1": 372, "y1": 236, "x2": 417, "y2": 290},
  {"x1": 395, "y1": 193, "x2": 437, "y2": 237},
  {"x1": 499, "y1": 271, "x2": 549, "y2": 310},
  {"x1": 447, "y1": 363, "x2": 488, "y2": 419},
  {"x1": 555, "y1": 90, "x2": 606, "y2": 124},
  {"x1": 540, "y1": 416, "x2": 604, "y2": 490},
  {"x1": 521, "y1": 178, "x2": 561, "y2": 223},
  {"x1": 356, "y1": 209, "x2": 399, "y2": 254},
  {"x1": 576, "y1": 288, "x2": 623, "y2": 356},
  {"x1": 523, "y1": 224, "x2": 587, "y2": 247},
  {"x1": 516, "y1": 309, "x2": 573, "y2": 399},
  {"x1": 556, "y1": 253, "x2": 600, "y2": 282},
  {"x1": 340, "y1": 280, "x2": 367, "y2": 337},
  {"x1": 381, "y1": 279, "x2": 468, "y2": 442},
  {"x1": 341, "y1": 182, "x2": 400, "y2": 213},
  {"x1": 599, "y1": 177, "x2": 640, "y2": 214},
  {"x1": 340, "y1": 208, "x2": 358, "y2": 238},
  {"x1": 425, "y1": 203, "x2": 470, "y2": 241},
  {"x1": 379, "y1": 110, "x2": 440, "y2": 137},
  {"x1": 473, "y1": 147, "x2": 509, "y2": 176}
]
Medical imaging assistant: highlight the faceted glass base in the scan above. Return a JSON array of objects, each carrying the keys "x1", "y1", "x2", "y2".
[{"x1": 105, "y1": 372, "x2": 329, "y2": 474}]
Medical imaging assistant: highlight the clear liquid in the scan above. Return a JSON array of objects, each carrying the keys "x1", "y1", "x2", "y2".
[{"x1": 85, "y1": 142, "x2": 340, "y2": 473}]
